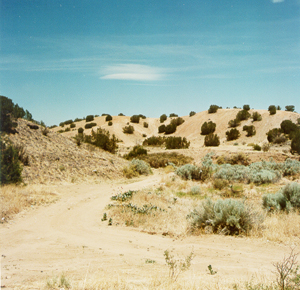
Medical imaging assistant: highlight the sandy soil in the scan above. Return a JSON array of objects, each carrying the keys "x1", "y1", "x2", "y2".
[{"x1": 1, "y1": 172, "x2": 298, "y2": 289}]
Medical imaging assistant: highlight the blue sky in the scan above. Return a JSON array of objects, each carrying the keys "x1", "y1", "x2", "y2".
[{"x1": 1, "y1": 0, "x2": 299, "y2": 126}]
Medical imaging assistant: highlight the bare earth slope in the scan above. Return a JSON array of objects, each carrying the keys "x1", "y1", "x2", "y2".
[{"x1": 1, "y1": 174, "x2": 296, "y2": 289}]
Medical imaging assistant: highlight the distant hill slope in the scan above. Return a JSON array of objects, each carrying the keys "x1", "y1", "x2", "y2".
[
  {"x1": 8, "y1": 119, "x2": 127, "y2": 184},
  {"x1": 53, "y1": 109, "x2": 300, "y2": 147}
]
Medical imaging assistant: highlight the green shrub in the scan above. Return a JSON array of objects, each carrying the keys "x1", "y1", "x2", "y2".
[
  {"x1": 268, "y1": 105, "x2": 276, "y2": 115},
  {"x1": 228, "y1": 119, "x2": 241, "y2": 128},
  {"x1": 266, "y1": 128, "x2": 282, "y2": 143},
  {"x1": 226, "y1": 128, "x2": 240, "y2": 141},
  {"x1": 123, "y1": 125, "x2": 134, "y2": 134},
  {"x1": 236, "y1": 109, "x2": 251, "y2": 121},
  {"x1": 158, "y1": 125, "x2": 166, "y2": 134},
  {"x1": 105, "y1": 114, "x2": 112, "y2": 122},
  {"x1": 277, "y1": 105, "x2": 281, "y2": 110},
  {"x1": 188, "y1": 198, "x2": 258, "y2": 235},
  {"x1": 59, "y1": 122, "x2": 65, "y2": 127},
  {"x1": 216, "y1": 153, "x2": 250, "y2": 166},
  {"x1": 164, "y1": 123, "x2": 177, "y2": 135},
  {"x1": 78, "y1": 127, "x2": 84, "y2": 134},
  {"x1": 63, "y1": 119, "x2": 73, "y2": 125},
  {"x1": 281, "y1": 182, "x2": 300, "y2": 208},
  {"x1": 291, "y1": 131, "x2": 300, "y2": 154},
  {"x1": 285, "y1": 105, "x2": 295, "y2": 112},
  {"x1": 0, "y1": 96, "x2": 20, "y2": 133},
  {"x1": 143, "y1": 136, "x2": 165, "y2": 146},
  {"x1": 189, "y1": 186, "x2": 201, "y2": 195},
  {"x1": 204, "y1": 133, "x2": 220, "y2": 147},
  {"x1": 297, "y1": 118, "x2": 300, "y2": 125},
  {"x1": 189, "y1": 111, "x2": 196, "y2": 117},
  {"x1": 208, "y1": 105, "x2": 219, "y2": 114},
  {"x1": 170, "y1": 117, "x2": 185, "y2": 127},
  {"x1": 160, "y1": 114, "x2": 167, "y2": 123},
  {"x1": 70, "y1": 123, "x2": 76, "y2": 128},
  {"x1": 84, "y1": 122, "x2": 97, "y2": 129},
  {"x1": 165, "y1": 137, "x2": 190, "y2": 149},
  {"x1": 169, "y1": 113, "x2": 178, "y2": 117},
  {"x1": 280, "y1": 120, "x2": 298, "y2": 135},
  {"x1": 0, "y1": 139, "x2": 23, "y2": 185},
  {"x1": 176, "y1": 164, "x2": 202, "y2": 180},
  {"x1": 74, "y1": 117, "x2": 84, "y2": 122},
  {"x1": 253, "y1": 144, "x2": 261, "y2": 151},
  {"x1": 243, "y1": 125, "x2": 256, "y2": 137},
  {"x1": 138, "y1": 114, "x2": 146, "y2": 119},
  {"x1": 251, "y1": 111, "x2": 262, "y2": 122},
  {"x1": 127, "y1": 159, "x2": 152, "y2": 176},
  {"x1": 118, "y1": 113, "x2": 125, "y2": 116},
  {"x1": 86, "y1": 115, "x2": 94, "y2": 122},
  {"x1": 124, "y1": 145, "x2": 147, "y2": 160},
  {"x1": 65, "y1": 127, "x2": 70, "y2": 132},
  {"x1": 143, "y1": 122, "x2": 148, "y2": 128},
  {"x1": 213, "y1": 179, "x2": 229, "y2": 190},
  {"x1": 243, "y1": 104, "x2": 250, "y2": 111},
  {"x1": 130, "y1": 115, "x2": 140, "y2": 123},
  {"x1": 262, "y1": 192, "x2": 287, "y2": 211},
  {"x1": 108, "y1": 121, "x2": 113, "y2": 126},
  {"x1": 201, "y1": 121, "x2": 216, "y2": 135}
]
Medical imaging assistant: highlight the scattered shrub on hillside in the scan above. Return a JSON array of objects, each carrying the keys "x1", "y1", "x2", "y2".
[
  {"x1": 169, "y1": 113, "x2": 178, "y2": 117},
  {"x1": 0, "y1": 139, "x2": 23, "y2": 185},
  {"x1": 262, "y1": 142, "x2": 270, "y2": 152},
  {"x1": 63, "y1": 119, "x2": 73, "y2": 125},
  {"x1": 201, "y1": 121, "x2": 216, "y2": 135},
  {"x1": 280, "y1": 120, "x2": 298, "y2": 135},
  {"x1": 123, "y1": 146, "x2": 147, "y2": 160},
  {"x1": 59, "y1": 122, "x2": 65, "y2": 127},
  {"x1": 64, "y1": 127, "x2": 70, "y2": 132},
  {"x1": 216, "y1": 153, "x2": 250, "y2": 166},
  {"x1": 277, "y1": 105, "x2": 281, "y2": 110},
  {"x1": 297, "y1": 118, "x2": 300, "y2": 125},
  {"x1": 143, "y1": 136, "x2": 165, "y2": 146},
  {"x1": 130, "y1": 115, "x2": 140, "y2": 123},
  {"x1": 268, "y1": 105, "x2": 277, "y2": 115},
  {"x1": 70, "y1": 123, "x2": 76, "y2": 128},
  {"x1": 105, "y1": 114, "x2": 112, "y2": 122},
  {"x1": 143, "y1": 122, "x2": 148, "y2": 128},
  {"x1": 243, "y1": 104, "x2": 250, "y2": 111},
  {"x1": 164, "y1": 123, "x2": 177, "y2": 135},
  {"x1": 176, "y1": 164, "x2": 202, "y2": 180},
  {"x1": 263, "y1": 182, "x2": 300, "y2": 212},
  {"x1": 85, "y1": 122, "x2": 97, "y2": 129},
  {"x1": 204, "y1": 133, "x2": 220, "y2": 147},
  {"x1": 188, "y1": 198, "x2": 259, "y2": 235},
  {"x1": 108, "y1": 121, "x2": 113, "y2": 126},
  {"x1": 208, "y1": 105, "x2": 220, "y2": 114},
  {"x1": 213, "y1": 179, "x2": 229, "y2": 190},
  {"x1": 228, "y1": 119, "x2": 241, "y2": 128},
  {"x1": 160, "y1": 114, "x2": 167, "y2": 123},
  {"x1": 86, "y1": 115, "x2": 94, "y2": 122},
  {"x1": 236, "y1": 109, "x2": 251, "y2": 121},
  {"x1": 138, "y1": 152, "x2": 193, "y2": 168},
  {"x1": 165, "y1": 137, "x2": 190, "y2": 149},
  {"x1": 158, "y1": 125, "x2": 166, "y2": 134},
  {"x1": 171, "y1": 117, "x2": 185, "y2": 127},
  {"x1": 251, "y1": 111, "x2": 262, "y2": 122},
  {"x1": 123, "y1": 125, "x2": 134, "y2": 134},
  {"x1": 253, "y1": 144, "x2": 261, "y2": 151},
  {"x1": 285, "y1": 105, "x2": 295, "y2": 112},
  {"x1": 84, "y1": 128, "x2": 118, "y2": 153},
  {"x1": 266, "y1": 128, "x2": 283, "y2": 143},
  {"x1": 78, "y1": 127, "x2": 84, "y2": 134},
  {"x1": 123, "y1": 159, "x2": 152, "y2": 178},
  {"x1": 226, "y1": 128, "x2": 240, "y2": 141},
  {"x1": 291, "y1": 131, "x2": 300, "y2": 154},
  {"x1": 243, "y1": 125, "x2": 256, "y2": 137},
  {"x1": 189, "y1": 111, "x2": 196, "y2": 117},
  {"x1": 74, "y1": 117, "x2": 84, "y2": 122},
  {"x1": 118, "y1": 113, "x2": 125, "y2": 116}
]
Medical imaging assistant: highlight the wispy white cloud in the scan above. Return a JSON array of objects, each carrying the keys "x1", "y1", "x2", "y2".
[
  {"x1": 100, "y1": 64, "x2": 166, "y2": 81},
  {"x1": 271, "y1": 0, "x2": 284, "y2": 3}
]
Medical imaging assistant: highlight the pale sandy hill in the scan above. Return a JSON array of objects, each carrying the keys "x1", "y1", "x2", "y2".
[{"x1": 53, "y1": 109, "x2": 300, "y2": 147}]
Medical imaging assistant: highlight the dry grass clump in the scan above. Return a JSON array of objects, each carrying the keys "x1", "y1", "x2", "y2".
[{"x1": 0, "y1": 184, "x2": 58, "y2": 222}]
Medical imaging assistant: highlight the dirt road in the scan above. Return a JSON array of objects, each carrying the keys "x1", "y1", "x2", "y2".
[{"x1": 0, "y1": 173, "x2": 296, "y2": 289}]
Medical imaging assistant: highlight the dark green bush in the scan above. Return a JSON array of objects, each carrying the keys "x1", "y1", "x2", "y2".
[
  {"x1": 143, "y1": 136, "x2": 165, "y2": 146},
  {"x1": 236, "y1": 109, "x2": 251, "y2": 121},
  {"x1": 164, "y1": 123, "x2": 177, "y2": 135},
  {"x1": 59, "y1": 122, "x2": 65, "y2": 127},
  {"x1": 160, "y1": 114, "x2": 167, "y2": 123},
  {"x1": 64, "y1": 119, "x2": 73, "y2": 125},
  {"x1": 204, "y1": 133, "x2": 220, "y2": 147},
  {"x1": 0, "y1": 139, "x2": 23, "y2": 184},
  {"x1": 108, "y1": 121, "x2": 113, "y2": 126},
  {"x1": 277, "y1": 105, "x2": 281, "y2": 110},
  {"x1": 251, "y1": 111, "x2": 262, "y2": 122},
  {"x1": 70, "y1": 123, "x2": 76, "y2": 128},
  {"x1": 169, "y1": 113, "x2": 178, "y2": 117},
  {"x1": 285, "y1": 105, "x2": 295, "y2": 112},
  {"x1": 243, "y1": 104, "x2": 250, "y2": 111},
  {"x1": 243, "y1": 125, "x2": 256, "y2": 137},
  {"x1": 86, "y1": 115, "x2": 94, "y2": 122},
  {"x1": 189, "y1": 111, "x2": 196, "y2": 117},
  {"x1": 138, "y1": 114, "x2": 146, "y2": 119},
  {"x1": 266, "y1": 128, "x2": 282, "y2": 143},
  {"x1": 130, "y1": 115, "x2": 140, "y2": 123},
  {"x1": 143, "y1": 122, "x2": 148, "y2": 128},
  {"x1": 123, "y1": 145, "x2": 147, "y2": 160},
  {"x1": 291, "y1": 131, "x2": 300, "y2": 154},
  {"x1": 176, "y1": 164, "x2": 202, "y2": 180},
  {"x1": 228, "y1": 119, "x2": 241, "y2": 128},
  {"x1": 118, "y1": 113, "x2": 125, "y2": 116},
  {"x1": 85, "y1": 122, "x2": 97, "y2": 129},
  {"x1": 201, "y1": 121, "x2": 216, "y2": 135},
  {"x1": 226, "y1": 128, "x2": 240, "y2": 141},
  {"x1": 74, "y1": 117, "x2": 84, "y2": 122},
  {"x1": 268, "y1": 105, "x2": 276, "y2": 115},
  {"x1": 280, "y1": 120, "x2": 298, "y2": 135},
  {"x1": 208, "y1": 105, "x2": 219, "y2": 114},
  {"x1": 158, "y1": 125, "x2": 166, "y2": 134},
  {"x1": 165, "y1": 137, "x2": 190, "y2": 149},
  {"x1": 170, "y1": 117, "x2": 185, "y2": 127},
  {"x1": 78, "y1": 127, "x2": 84, "y2": 134},
  {"x1": 105, "y1": 115, "x2": 112, "y2": 122},
  {"x1": 65, "y1": 127, "x2": 70, "y2": 132},
  {"x1": 123, "y1": 125, "x2": 134, "y2": 134},
  {"x1": 216, "y1": 153, "x2": 250, "y2": 166},
  {"x1": 253, "y1": 144, "x2": 261, "y2": 151}
]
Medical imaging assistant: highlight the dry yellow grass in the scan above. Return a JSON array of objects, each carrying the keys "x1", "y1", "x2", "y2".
[{"x1": 0, "y1": 184, "x2": 58, "y2": 222}]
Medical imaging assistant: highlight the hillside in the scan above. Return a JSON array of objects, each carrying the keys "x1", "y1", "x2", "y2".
[
  {"x1": 7, "y1": 119, "x2": 127, "y2": 184},
  {"x1": 52, "y1": 109, "x2": 300, "y2": 147}
]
